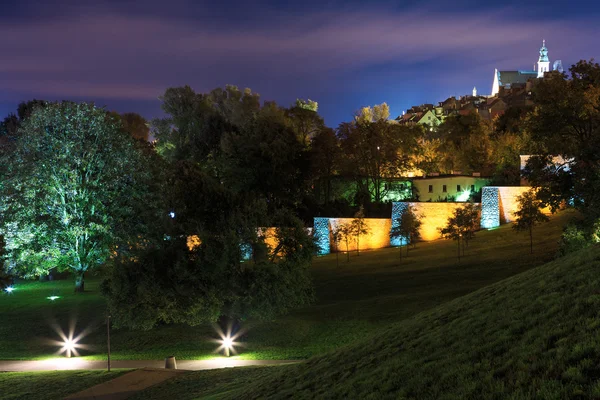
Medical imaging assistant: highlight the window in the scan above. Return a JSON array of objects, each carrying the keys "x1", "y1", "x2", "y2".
[
  {"x1": 442, "y1": 185, "x2": 447, "y2": 193},
  {"x1": 428, "y1": 185, "x2": 433, "y2": 193},
  {"x1": 457, "y1": 185, "x2": 461, "y2": 192},
  {"x1": 471, "y1": 185, "x2": 475, "y2": 192}
]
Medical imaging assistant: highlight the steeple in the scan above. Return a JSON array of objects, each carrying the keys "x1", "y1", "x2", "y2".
[{"x1": 537, "y1": 39, "x2": 550, "y2": 78}]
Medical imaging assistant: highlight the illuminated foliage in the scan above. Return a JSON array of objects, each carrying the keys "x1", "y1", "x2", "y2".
[
  {"x1": 440, "y1": 203, "x2": 480, "y2": 261},
  {"x1": 0, "y1": 102, "x2": 154, "y2": 291},
  {"x1": 512, "y1": 190, "x2": 549, "y2": 254}
]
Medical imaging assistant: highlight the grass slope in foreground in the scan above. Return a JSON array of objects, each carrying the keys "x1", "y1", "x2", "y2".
[
  {"x1": 0, "y1": 212, "x2": 572, "y2": 361},
  {"x1": 139, "y1": 243, "x2": 600, "y2": 399},
  {"x1": 0, "y1": 370, "x2": 128, "y2": 400}
]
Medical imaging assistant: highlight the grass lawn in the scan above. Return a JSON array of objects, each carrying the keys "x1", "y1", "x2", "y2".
[
  {"x1": 0, "y1": 370, "x2": 129, "y2": 400},
  {"x1": 133, "y1": 235, "x2": 600, "y2": 399},
  {"x1": 0, "y1": 211, "x2": 574, "y2": 361}
]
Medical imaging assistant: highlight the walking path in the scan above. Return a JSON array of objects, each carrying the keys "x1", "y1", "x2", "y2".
[
  {"x1": 0, "y1": 358, "x2": 298, "y2": 372},
  {"x1": 64, "y1": 368, "x2": 186, "y2": 400}
]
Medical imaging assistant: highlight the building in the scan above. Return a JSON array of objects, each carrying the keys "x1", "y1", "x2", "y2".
[
  {"x1": 491, "y1": 40, "x2": 562, "y2": 96},
  {"x1": 412, "y1": 174, "x2": 491, "y2": 202}
]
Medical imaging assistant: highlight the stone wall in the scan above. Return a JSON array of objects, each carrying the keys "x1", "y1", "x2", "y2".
[
  {"x1": 313, "y1": 217, "x2": 392, "y2": 254},
  {"x1": 481, "y1": 186, "x2": 550, "y2": 229},
  {"x1": 392, "y1": 202, "x2": 474, "y2": 241}
]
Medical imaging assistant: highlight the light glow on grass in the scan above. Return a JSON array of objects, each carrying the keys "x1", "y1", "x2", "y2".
[
  {"x1": 47, "y1": 296, "x2": 60, "y2": 301},
  {"x1": 4, "y1": 286, "x2": 14, "y2": 293}
]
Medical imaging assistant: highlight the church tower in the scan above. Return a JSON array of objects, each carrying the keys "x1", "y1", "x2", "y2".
[{"x1": 537, "y1": 40, "x2": 550, "y2": 78}]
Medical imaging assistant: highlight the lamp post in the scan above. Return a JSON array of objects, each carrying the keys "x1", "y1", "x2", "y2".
[{"x1": 107, "y1": 315, "x2": 111, "y2": 372}]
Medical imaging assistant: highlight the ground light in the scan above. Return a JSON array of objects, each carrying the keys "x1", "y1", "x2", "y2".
[
  {"x1": 4, "y1": 286, "x2": 14, "y2": 293},
  {"x1": 47, "y1": 296, "x2": 60, "y2": 301},
  {"x1": 213, "y1": 323, "x2": 245, "y2": 357},
  {"x1": 48, "y1": 320, "x2": 91, "y2": 358}
]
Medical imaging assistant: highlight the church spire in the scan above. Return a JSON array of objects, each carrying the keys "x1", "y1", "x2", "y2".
[{"x1": 537, "y1": 40, "x2": 550, "y2": 78}]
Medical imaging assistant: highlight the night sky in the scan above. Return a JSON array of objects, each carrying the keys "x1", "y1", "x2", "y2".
[{"x1": 1, "y1": 0, "x2": 599, "y2": 126}]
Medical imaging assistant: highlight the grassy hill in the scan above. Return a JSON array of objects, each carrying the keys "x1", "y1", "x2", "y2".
[
  {"x1": 0, "y1": 211, "x2": 573, "y2": 361},
  {"x1": 134, "y1": 241, "x2": 600, "y2": 399}
]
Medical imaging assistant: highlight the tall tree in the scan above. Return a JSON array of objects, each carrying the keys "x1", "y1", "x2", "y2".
[
  {"x1": 104, "y1": 86, "x2": 315, "y2": 329},
  {"x1": 524, "y1": 60, "x2": 600, "y2": 226},
  {"x1": 0, "y1": 102, "x2": 154, "y2": 291},
  {"x1": 309, "y1": 128, "x2": 341, "y2": 204},
  {"x1": 287, "y1": 99, "x2": 324, "y2": 145},
  {"x1": 339, "y1": 119, "x2": 417, "y2": 203},
  {"x1": 512, "y1": 190, "x2": 549, "y2": 254}
]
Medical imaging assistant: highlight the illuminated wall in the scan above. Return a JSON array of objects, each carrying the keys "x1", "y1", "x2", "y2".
[
  {"x1": 314, "y1": 217, "x2": 331, "y2": 255},
  {"x1": 329, "y1": 218, "x2": 392, "y2": 252},
  {"x1": 393, "y1": 202, "x2": 472, "y2": 241},
  {"x1": 480, "y1": 187, "x2": 500, "y2": 229},
  {"x1": 480, "y1": 186, "x2": 551, "y2": 229}
]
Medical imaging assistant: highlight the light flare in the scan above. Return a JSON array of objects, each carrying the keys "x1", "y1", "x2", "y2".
[{"x1": 213, "y1": 322, "x2": 245, "y2": 357}]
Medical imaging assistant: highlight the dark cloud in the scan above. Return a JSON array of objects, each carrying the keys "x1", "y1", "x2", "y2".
[{"x1": 0, "y1": 2, "x2": 598, "y2": 124}]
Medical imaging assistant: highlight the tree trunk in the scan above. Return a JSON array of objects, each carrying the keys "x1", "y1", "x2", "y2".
[
  {"x1": 346, "y1": 241, "x2": 350, "y2": 262},
  {"x1": 399, "y1": 238, "x2": 403, "y2": 261},
  {"x1": 356, "y1": 235, "x2": 360, "y2": 256},
  {"x1": 457, "y1": 238, "x2": 461, "y2": 261},
  {"x1": 75, "y1": 271, "x2": 85, "y2": 292},
  {"x1": 529, "y1": 227, "x2": 533, "y2": 254}
]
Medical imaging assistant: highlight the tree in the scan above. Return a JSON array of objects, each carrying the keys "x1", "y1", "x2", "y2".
[
  {"x1": 440, "y1": 203, "x2": 480, "y2": 260},
  {"x1": 331, "y1": 225, "x2": 343, "y2": 267},
  {"x1": 338, "y1": 119, "x2": 417, "y2": 204},
  {"x1": 0, "y1": 102, "x2": 154, "y2": 291},
  {"x1": 512, "y1": 190, "x2": 549, "y2": 254},
  {"x1": 351, "y1": 206, "x2": 370, "y2": 256},
  {"x1": 338, "y1": 222, "x2": 355, "y2": 262},
  {"x1": 524, "y1": 61, "x2": 600, "y2": 227},
  {"x1": 103, "y1": 86, "x2": 316, "y2": 329},
  {"x1": 309, "y1": 128, "x2": 341, "y2": 204},
  {"x1": 390, "y1": 205, "x2": 422, "y2": 259},
  {"x1": 120, "y1": 112, "x2": 150, "y2": 141},
  {"x1": 287, "y1": 99, "x2": 324, "y2": 145}
]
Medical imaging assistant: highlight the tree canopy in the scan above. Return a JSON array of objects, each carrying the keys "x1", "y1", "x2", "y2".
[{"x1": 0, "y1": 102, "x2": 155, "y2": 291}]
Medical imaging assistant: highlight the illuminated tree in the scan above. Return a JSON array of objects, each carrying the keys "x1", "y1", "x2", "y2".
[
  {"x1": 390, "y1": 205, "x2": 422, "y2": 259},
  {"x1": 512, "y1": 190, "x2": 549, "y2": 254},
  {"x1": 351, "y1": 206, "x2": 370, "y2": 256},
  {"x1": 440, "y1": 203, "x2": 480, "y2": 260},
  {"x1": 338, "y1": 222, "x2": 355, "y2": 262},
  {"x1": 0, "y1": 102, "x2": 153, "y2": 291}
]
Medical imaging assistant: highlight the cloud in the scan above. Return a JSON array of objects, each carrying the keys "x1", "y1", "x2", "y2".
[{"x1": 0, "y1": 6, "x2": 597, "y2": 102}]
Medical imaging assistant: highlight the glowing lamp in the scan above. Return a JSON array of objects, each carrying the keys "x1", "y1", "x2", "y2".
[
  {"x1": 214, "y1": 324, "x2": 243, "y2": 357},
  {"x1": 4, "y1": 286, "x2": 14, "y2": 293},
  {"x1": 220, "y1": 336, "x2": 235, "y2": 357},
  {"x1": 63, "y1": 339, "x2": 76, "y2": 358},
  {"x1": 47, "y1": 296, "x2": 60, "y2": 301}
]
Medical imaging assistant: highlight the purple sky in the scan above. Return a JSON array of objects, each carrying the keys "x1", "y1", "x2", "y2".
[{"x1": 1, "y1": 0, "x2": 599, "y2": 126}]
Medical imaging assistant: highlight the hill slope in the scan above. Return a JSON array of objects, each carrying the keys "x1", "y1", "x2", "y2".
[{"x1": 230, "y1": 244, "x2": 600, "y2": 399}]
